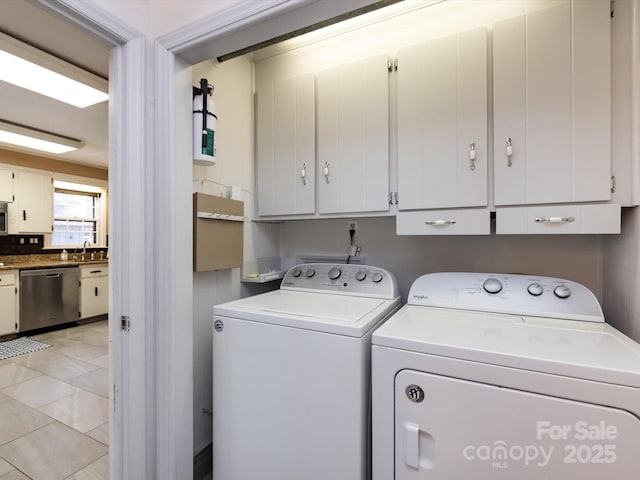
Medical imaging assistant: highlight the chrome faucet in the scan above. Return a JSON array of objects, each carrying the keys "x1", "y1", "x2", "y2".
[{"x1": 81, "y1": 240, "x2": 90, "y2": 261}]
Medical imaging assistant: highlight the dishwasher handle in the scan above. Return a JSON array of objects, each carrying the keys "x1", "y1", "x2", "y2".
[{"x1": 46, "y1": 273, "x2": 61, "y2": 278}]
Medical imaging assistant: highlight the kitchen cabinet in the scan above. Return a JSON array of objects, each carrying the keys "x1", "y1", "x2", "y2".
[
  {"x1": 80, "y1": 264, "x2": 108, "y2": 319},
  {"x1": 8, "y1": 170, "x2": 54, "y2": 234},
  {"x1": 317, "y1": 54, "x2": 390, "y2": 215},
  {"x1": 0, "y1": 270, "x2": 18, "y2": 336},
  {"x1": 493, "y1": 1, "x2": 611, "y2": 206},
  {"x1": 395, "y1": 26, "x2": 489, "y2": 235},
  {"x1": 0, "y1": 167, "x2": 14, "y2": 203},
  {"x1": 256, "y1": 73, "x2": 315, "y2": 217}
]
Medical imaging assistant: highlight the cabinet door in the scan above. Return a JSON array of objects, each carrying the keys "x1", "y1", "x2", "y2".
[
  {"x1": 80, "y1": 275, "x2": 108, "y2": 319},
  {"x1": 397, "y1": 27, "x2": 487, "y2": 210},
  {"x1": 16, "y1": 171, "x2": 53, "y2": 233},
  {"x1": 0, "y1": 284, "x2": 17, "y2": 335},
  {"x1": 0, "y1": 167, "x2": 14, "y2": 203},
  {"x1": 494, "y1": 1, "x2": 611, "y2": 206},
  {"x1": 256, "y1": 73, "x2": 315, "y2": 216},
  {"x1": 317, "y1": 55, "x2": 389, "y2": 214}
]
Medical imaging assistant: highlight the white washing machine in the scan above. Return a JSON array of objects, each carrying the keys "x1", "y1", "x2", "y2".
[
  {"x1": 372, "y1": 272, "x2": 640, "y2": 480},
  {"x1": 213, "y1": 263, "x2": 400, "y2": 480}
]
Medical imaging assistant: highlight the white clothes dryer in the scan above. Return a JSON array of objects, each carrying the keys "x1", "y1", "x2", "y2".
[
  {"x1": 213, "y1": 263, "x2": 400, "y2": 480},
  {"x1": 372, "y1": 272, "x2": 640, "y2": 480}
]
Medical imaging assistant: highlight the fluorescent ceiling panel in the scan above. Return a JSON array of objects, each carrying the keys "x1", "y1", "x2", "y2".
[
  {"x1": 0, "y1": 121, "x2": 84, "y2": 154},
  {"x1": 0, "y1": 32, "x2": 108, "y2": 108}
]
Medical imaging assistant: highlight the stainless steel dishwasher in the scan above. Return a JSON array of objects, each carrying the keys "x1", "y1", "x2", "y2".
[{"x1": 20, "y1": 267, "x2": 80, "y2": 331}]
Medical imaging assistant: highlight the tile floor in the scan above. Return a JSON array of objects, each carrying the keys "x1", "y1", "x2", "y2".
[{"x1": 0, "y1": 320, "x2": 109, "y2": 480}]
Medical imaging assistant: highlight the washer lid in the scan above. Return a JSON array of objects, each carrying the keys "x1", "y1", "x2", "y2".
[
  {"x1": 373, "y1": 305, "x2": 640, "y2": 388},
  {"x1": 214, "y1": 290, "x2": 400, "y2": 337}
]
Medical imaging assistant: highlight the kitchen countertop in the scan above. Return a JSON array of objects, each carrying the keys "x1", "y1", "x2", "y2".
[{"x1": 0, "y1": 253, "x2": 108, "y2": 271}]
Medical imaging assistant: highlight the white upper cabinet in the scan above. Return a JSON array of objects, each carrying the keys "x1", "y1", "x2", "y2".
[
  {"x1": 317, "y1": 54, "x2": 390, "y2": 215},
  {"x1": 10, "y1": 170, "x2": 53, "y2": 234},
  {"x1": 397, "y1": 27, "x2": 488, "y2": 211},
  {"x1": 256, "y1": 73, "x2": 315, "y2": 217},
  {"x1": 493, "y1": 1, "x2": 611, "y2": 206},
  {"x1": 0, "y1": 167, "x2": 14, "y2": 203}
]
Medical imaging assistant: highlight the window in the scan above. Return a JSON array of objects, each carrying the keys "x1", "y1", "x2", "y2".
[{"x1": 52, "y1": 188, "x2": 101, "y2": 246}]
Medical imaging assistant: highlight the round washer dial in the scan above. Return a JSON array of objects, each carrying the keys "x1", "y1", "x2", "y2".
[
  {"x1": 328, "y1": 267, "x2": 342, "y2": 280},
  {"x1": 355, "y1": 271, "x2": 367, "y2": 281},
  {"x1": 554, "y1": 285, "x2": 571, "y2": 299},
  {"x1": 527, "y1": 283, "x2": 544, "y2": 296},
  {"x1": 483, "y1": 278, "x2": 503, "y2": 294}
]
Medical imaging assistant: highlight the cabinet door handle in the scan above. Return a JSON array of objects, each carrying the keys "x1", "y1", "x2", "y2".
[
  {"x1": 506, "y1": 138, "x2": 513, "y2": 167},
  {"x1": 425, "y1": 219, "x2": 456, "y2": 226},
  {"x1": 469, "y1": 142, "x2": 476, "y2": 170},
  {"x1": 534, "y1": 216, "x2": 575, "y2": 224},
  {"x1": 22, "y1": 210, "x2": 26, "y2": 221},
  {"x1": 300, "y1": 163, "x2": 307, "y2": 185},
  {"x1": 95, "y1": 286, "x2": 99, "y2": 296},
  {"x1": 323, "y1": 162, "x2": 330, "y2": 184}
]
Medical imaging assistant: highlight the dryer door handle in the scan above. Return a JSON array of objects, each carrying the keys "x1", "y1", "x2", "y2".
[{"x1": 405, "y1": 423, "x2": 420, "y2": 469}]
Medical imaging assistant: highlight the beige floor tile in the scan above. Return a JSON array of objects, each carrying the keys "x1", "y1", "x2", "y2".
[
  {"x1": 39, "y1": 390, "x2": 108, "y2": 434},
  {"x1": 33, "y1": 356, "x2": 100, "y2": 381},
  {"x1": 10, "y1": 349, "x2": 64, "y2": 368},
  {"x1": 29, "y1": 335, "x2": 84, "y2": 353},
  {"x1": 86, "y1": 422, "x2": 109, "y2": 447},
  {"x1": 66, "y1": 453, "x2": 109, "y2": 480},
  {"x1": 0, "y1": 422, "x2": 107, "y2": 480},
  {"x1": 85, "y1": 354, "x2": 109, "y2": 369},
  {"x1": 56, "y1": 344, "x2": 108, "y2": 363},
  {"x1": 0, "y1": 400, "x2": 55, "y2": 446},
  {"x1": 68, "y1": 369, "x2": 108, "y2": 398},
  {"x1": 65, "y1": 331, "x2": 108, "y2": 348},
  {"x1": 2, "y1": 375, "x2": 80, "y2": 408},
  {"x1": 0, "y1": 470, "x2": 30, "y2": 480},
  {"x1": 0, "y1": 363, "x2": 41, "y2": 390},
  {"x1": 0, "y1": 458, "x2": 13, "y2": 476},
  {"x1": 0, "y1": 392, "x2": 10, "y2": 405}
]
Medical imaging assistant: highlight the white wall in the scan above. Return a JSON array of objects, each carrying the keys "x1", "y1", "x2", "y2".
[
  {"x1": 191, "y1": 56, "x2": 280, "y2": 453},
  {"x1": 603, "y1": 208, "x2": 640, "y2": 342}
]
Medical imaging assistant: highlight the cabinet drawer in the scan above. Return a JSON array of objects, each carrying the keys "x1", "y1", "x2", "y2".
[
  {"x1": 80, "y1": 265, "x2": 109, "y2": 278},
  {"x1": 396, "y1": 208, "x2": 490, "y2": 235},
  {"x1": 0, "y1": 271, "x2": 17, "y2": 286},
  {"x1": 496, "y1": 204, "x2": 621, "y2": 234}
]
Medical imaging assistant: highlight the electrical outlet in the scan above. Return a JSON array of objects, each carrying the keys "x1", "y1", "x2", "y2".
[{"x1": 348, "y1": 220, "x2": 358, "y2": 237}]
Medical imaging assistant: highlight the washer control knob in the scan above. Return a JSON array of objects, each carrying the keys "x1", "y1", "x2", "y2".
[
  {"x1": 372, "y1": 272, "x2": 384, "y2": 283},
  {"x1": 328, "y1": 267, "x2": 342, "y2": 280},
  {"x1": 305, "y1": 268, "x2": 316, "y2": 278},
  {"x1": 483, "y1": 278, "x2": 503, "y2": 294},
  {"x1": 355, "y1": 271, "x2": 367, "y2": 281},
  {"x1": 292, "y1": 268, "x2": 302, "y2": 278},
  {"x1": 527, "y1": 283, "x2": 544, "y2": 296},
  {"x1": 554, "y1": 285, "x2": 571, "y2": 299}
]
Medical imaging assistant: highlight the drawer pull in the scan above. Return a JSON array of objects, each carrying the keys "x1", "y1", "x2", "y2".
[
  {"x1": 506, "y1": 137, "x2": 513, "y2": 167},
  {"x1": 534, "y1": 216, "x2": 575, "y2": 224},
  {"x1": 90, "y1": 270, "x2": 103, "y2": 274},
  {"x1": 425, "y1": 219, "x2": 456, "y2": 226}
]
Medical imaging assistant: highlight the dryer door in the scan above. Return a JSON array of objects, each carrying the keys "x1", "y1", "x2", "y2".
[{"x1": 395, "y1": 369, "x2": 640, "y2": 479}]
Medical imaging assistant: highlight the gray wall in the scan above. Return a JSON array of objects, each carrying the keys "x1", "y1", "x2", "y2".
[{"x1": 279, "y1": 216, "x2": 605, "y2": 303}]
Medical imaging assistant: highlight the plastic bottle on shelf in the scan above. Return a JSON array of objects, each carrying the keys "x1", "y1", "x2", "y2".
[{"x1": 61, "y1": 249, "x2": 68, "y2": 261}]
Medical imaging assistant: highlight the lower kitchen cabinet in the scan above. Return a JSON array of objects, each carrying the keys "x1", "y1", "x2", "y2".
[
  {"x1": 0, "y1": 270, "x2": 18, "y2": 335},
  {"x1": 80, "y1": 264, "x2": 108, "y2": 319}
]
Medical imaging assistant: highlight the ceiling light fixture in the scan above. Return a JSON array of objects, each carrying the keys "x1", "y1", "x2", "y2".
[
  {"x1": 0, "y1": 121, "x2": 84, "y2": 154},
  {"x1": 0, "y1": 32, "x2": 108, "y2": 108}
]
